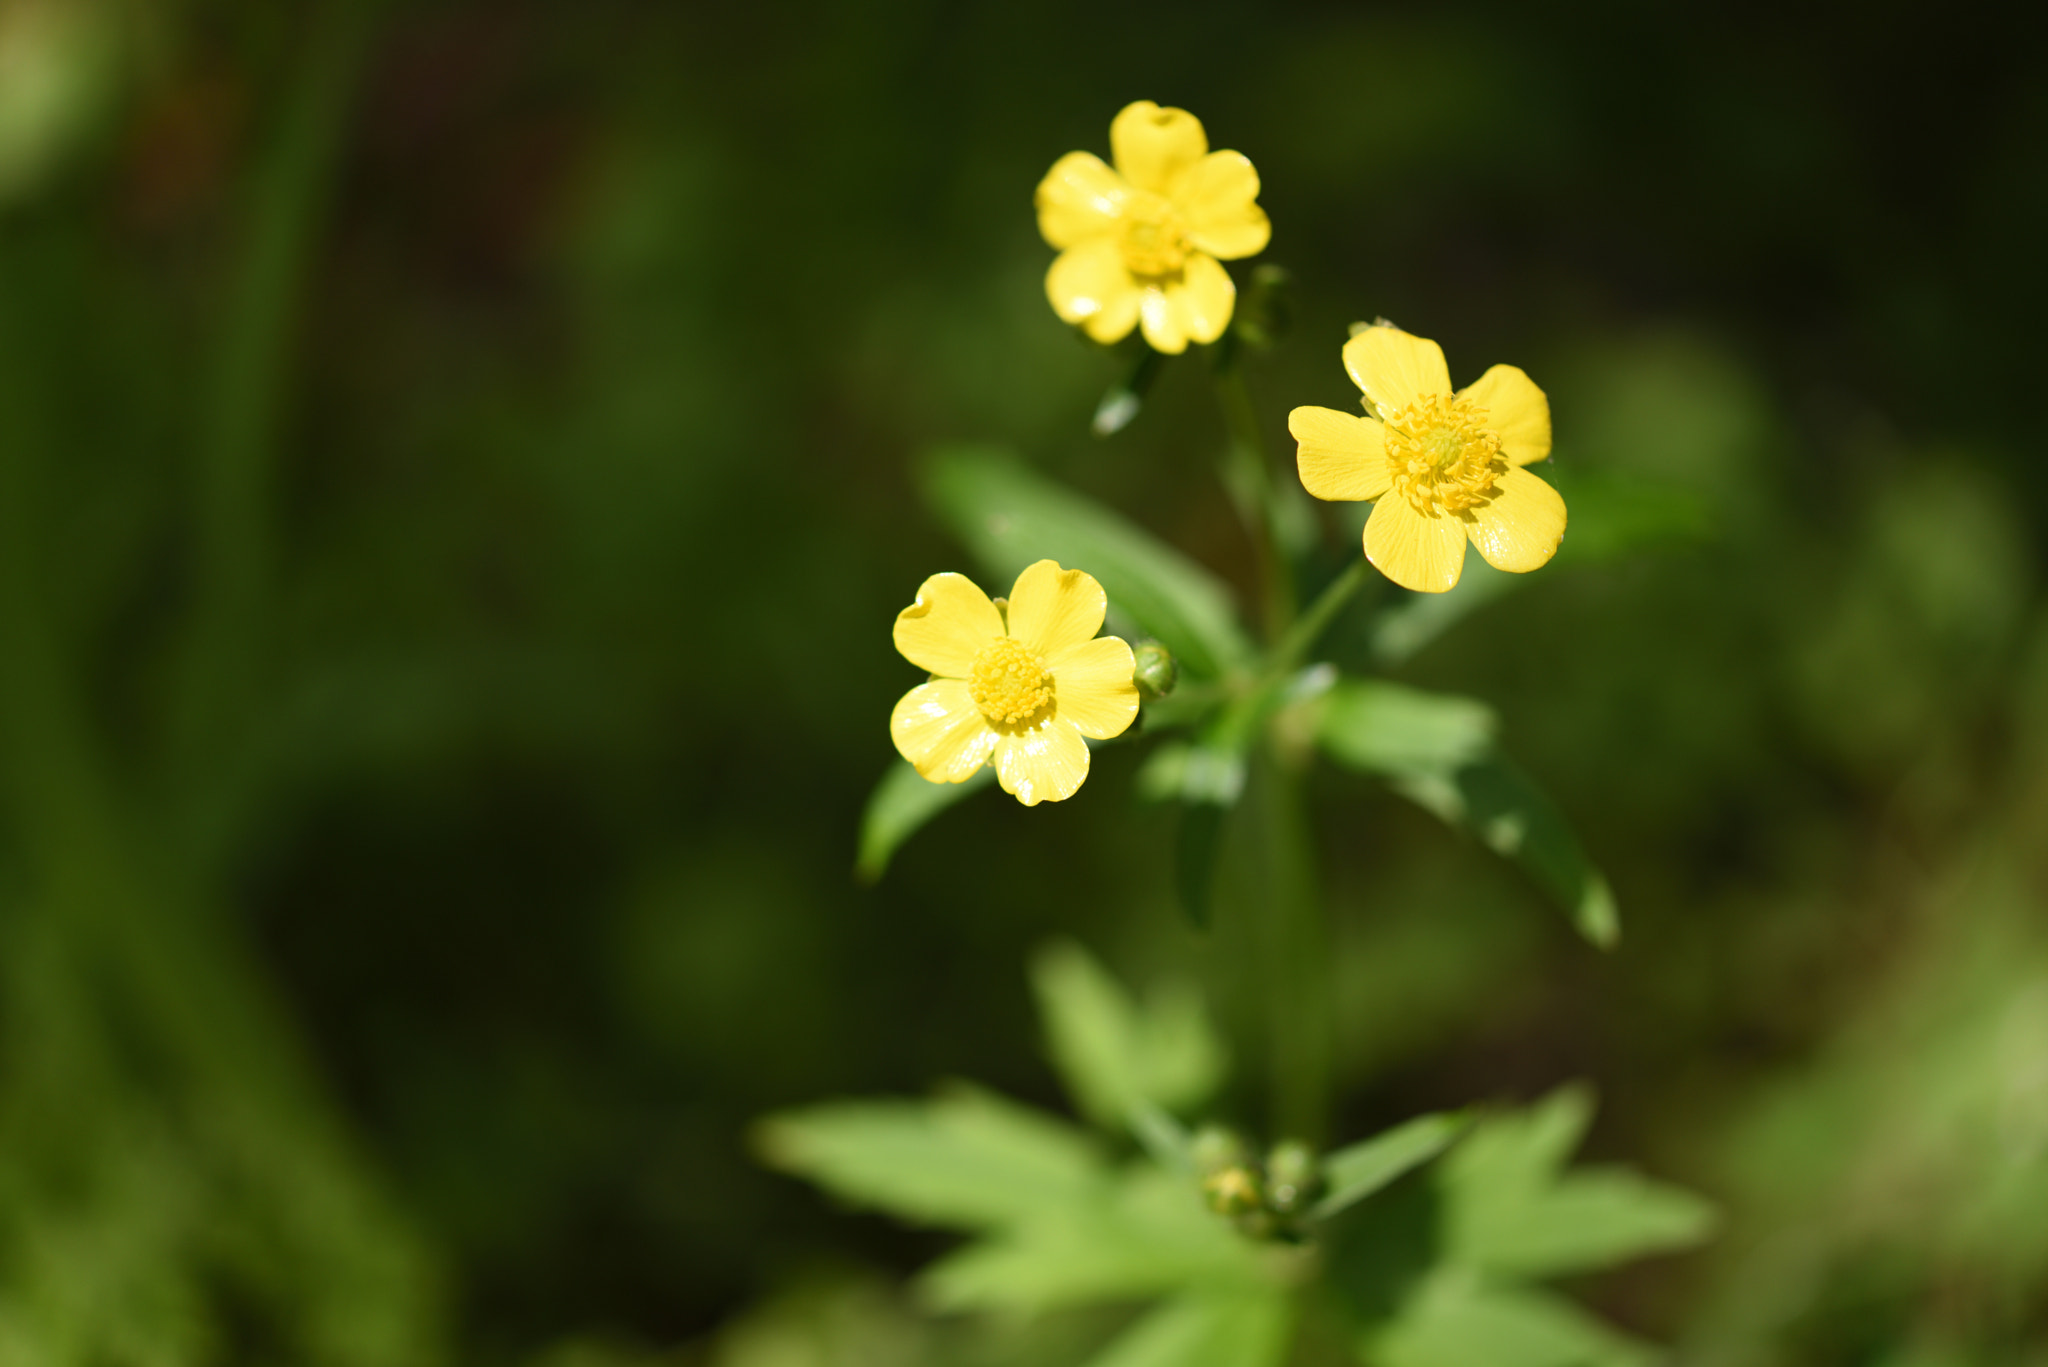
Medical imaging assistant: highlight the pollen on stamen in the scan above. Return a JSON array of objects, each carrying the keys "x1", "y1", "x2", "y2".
[
  {"x1": 1381, "y1": 393, "x2": 1508, "y2": 517},
  {"x1": 969, "y1": 636, "x2": 1055, "y2": 727}
]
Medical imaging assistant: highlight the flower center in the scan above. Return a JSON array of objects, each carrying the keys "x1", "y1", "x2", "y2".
[
  {"x1": 1382, "y1": 393, "x2": 1506, "y2": 516},
  {"x1": 1117, "y1": 191, "x2": 1190, "y2": 278},
  {"x1": 969, "y1": 636, "x2": 1055, "y2": 727}
]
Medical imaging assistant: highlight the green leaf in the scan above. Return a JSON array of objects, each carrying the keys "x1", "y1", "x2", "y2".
[
  {"x1": 918, "y1": 1168, "x2": 1260, "y2": 1313},
  {"x1": 855, "y1": 760, "x2": 994, "y2": 883},
  {"x1": 1031, "y1": 941, "x2": 1226, "y2": 1132},
  {"x1": 1316, "y1": 682, "x2": 1617, "y2": 947},
  {"x1": 1362, "y1": 1273, "x2": 1654, "y2": 1367},
  {"x1": 1390, "y1": 758, "x2": 1618, "y2": 948},
  {"x1": 1083, "y1": 1290, "x2": 1293, "y2": 1367},
  {"x1": 1441, "y1": 1088, "x2": 1716, "y2": 1279},
  {"x1": 1315, "y1": 680, "x2": 1497, "y2": 776},
  {"x1": 920, "y1": 445, "x2": 1255, "y2": 679},
  {"x1": 1314, "y1": 1112, "x2": 1470, "y2": 1221},
  {"x1": 756, "y1": 1087, "x2": 1104, "y2": 1231}
]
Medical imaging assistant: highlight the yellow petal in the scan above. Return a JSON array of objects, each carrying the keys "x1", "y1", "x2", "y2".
[
  {"x1": 1047, "y1": 636, "x2": 1138, "y2": 740},
  {"x1": 1035, "y1": 151, "x2": 1129, "y2": 250},
  {"x1": 891, "y1": 680, "x2": 999, "y2": 782},
  {"x1": 1342, "y1": 325, "x2": 1452, "y2": 416},
  {"x1": 1364, "y1": 494, "x2": 1467, "y2": 593},
  {"x1": 1110, "y1": 100, "x2": 1208, "y2": 194},
  {"x1": 1289, "y1": 406, "x2": 1391, "y2": 501},
  {"x1": 1138, "y1": 284, "x2": 1186, "y2": 354},
  {"x1": 1467, "y1": 466, "x2": 1566, "y2": 573},
  {"x1": 1167, "y1": 253, "x2": 1234, "y2": 346},
  {"x1": 1178, "y1": 150, "x2": 1269, "y2": 260},
  {"x1": 893, "y1": 572, "x2": 1002, "y2": 676},
  {"x1": 1006, "y1": 559, "x2": 1106, "y2": 657},
  {"x1": 1459, "y1": 364, "x2": 1551, "y2": 467},
  {"x1": 1045, "y1": 239, "x2": 1143, "y2": 343},
  {"x1": 993, "y1": 718, "x2": 1091, "y2": 806}
]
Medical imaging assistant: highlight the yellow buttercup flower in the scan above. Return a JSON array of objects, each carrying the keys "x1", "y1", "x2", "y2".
[
  {"x1": 1289, "y1": 325, "x2": 1566, "y2": 594},
  {"x1": 1034, "y1": 101, "x2": 1270, "y2": 355},
  {"x1": 892, "y1": 560, "x2": 1139, "y2": 806}
]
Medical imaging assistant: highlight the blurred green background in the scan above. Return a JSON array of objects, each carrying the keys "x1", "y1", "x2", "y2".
[{"x1": 0, "y1": 0, "x2": 2043, "y2": 1363}]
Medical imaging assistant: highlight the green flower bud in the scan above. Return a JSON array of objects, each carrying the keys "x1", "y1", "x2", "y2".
[
  {"x1": 1132, "y1": 641, "x2": 1178, "y2": 700},
  {"x1": 1263, "y1": 1139, "x2": 1324, "y2": 1215},
  {"x1": 1189, "y1": 1124, "x2": 1246, "y2": 1175},
  {"x1": 1202, "y1": 1163, "x2": 1264, "y2": 1217}
]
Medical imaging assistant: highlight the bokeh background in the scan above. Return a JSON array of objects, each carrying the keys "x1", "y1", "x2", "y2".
[{"x1": 1, "y1": 0, "x2": 2044, "y2": 1363}]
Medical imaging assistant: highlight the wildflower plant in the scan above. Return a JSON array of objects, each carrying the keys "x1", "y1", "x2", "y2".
[{"x1": 776, "y1": 99, "x2": 1712, "y2": 1367}]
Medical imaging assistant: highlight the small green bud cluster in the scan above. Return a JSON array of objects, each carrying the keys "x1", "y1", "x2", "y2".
[{"x1": 1191, "y1": 1127, "x2": 1327, "y2": 1243}]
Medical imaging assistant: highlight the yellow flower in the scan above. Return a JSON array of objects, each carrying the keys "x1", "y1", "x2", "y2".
[
  {"x1": 1289, "y1": 325, "x2": 1566, "y2": 594},
  {"x1": 1034, "y1": 100, "x2": 1270, "y2": 355},
  {"x1": 891, "y1": 560, "x2": 1139, "y2": 806}
]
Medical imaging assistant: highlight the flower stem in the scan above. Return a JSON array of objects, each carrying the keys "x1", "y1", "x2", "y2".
[
  {"x1": 1256, "y1": 755, "x2": 1330, "y2": 1145},
  {"x1": 1211, "y1": 354, "x2": 1294, "y2": 642},
  {"x1": 1271, "y1": 557, "x2": 1370, "y2": 679}
]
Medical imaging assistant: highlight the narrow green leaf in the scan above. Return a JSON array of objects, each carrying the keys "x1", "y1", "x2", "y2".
[
  {"x1": 1390, "y1": 758, "x2": 1618, "y2": 948},
  {"x1": 1031, "y1": 941, "x2": 1226, "y2": 1131},
  {"x1": 756, "y1": 1087, "x2": 1103, "y2": 1231},
  {"x1": 1313, "y1": 1112, "x2": 1470, "y2": 1221},
  {"x1": 920, "y1": 445, "x2": 1255, "y2": 678},
  {"x1": 1317, "y1": 681, "x2": 1618, "y2": 947},
  {"x1": 855, "y1": 760, "x2": 994, "y2": 883},
  {"x1": 1362, "y1": 1273, "x2": 1654, "y2": 1367},
  {"x1": 1083, "y1": 1290, "x2": 1293, "y2": 1367},
  {"x1": 1315, "y1": 680, "x2": 1496, "y2": 776}
]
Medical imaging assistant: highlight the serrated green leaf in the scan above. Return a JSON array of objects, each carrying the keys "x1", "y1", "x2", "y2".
[
  {"x1": 756, "y1": 1087, "x2": 1104, "y2": 1231},
  {"x1": 1083, "y1": 1290, "x2": 1293, "y2": 1367},
  {"x1": 855, "y1": 761, "x2": 994, "y2": 882},
  {"x1": 918, "y1": 1168, "x2": 1259, "y2": 1313},
  {"x1": 1032, "y1": 941, "x2": 1225, "y2": 1131},
  {"x1": 1314, "y1": 1112, "x2": 1469, "y2": 1221},
  {"x1": 1362, "y1": 1273, "x2": 1654, "y2": 1367},
  {"x1": 1441, "y1": 1087, "x2": 1715, "y2": 1279},
  {"x1": 920, "y1": 445, "x2": 1255, "y2": 679}
]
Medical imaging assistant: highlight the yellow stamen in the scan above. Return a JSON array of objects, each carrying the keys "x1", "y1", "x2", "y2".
[
  {"x1": 1382, "y1": 392, "x2": 1507, "y2": 516},
  {"x1": 969, "y1": 636, "x2": 1055, "y2": 727},
  {"x1": 1117, "y1": 190, "x2": 1190, "y2": 278}
]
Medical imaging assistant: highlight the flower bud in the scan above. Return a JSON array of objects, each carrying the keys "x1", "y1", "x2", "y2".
[
  {"x1": 1201, "y1": 1163, "x2": 1264, "y2": 1217},
  {"x1": 1132, "y1": 641, "x2": 1178, "y2": 700},
  {"x1": 1263, "y1": 1139, "x2": 1324, "y2": 1215}
]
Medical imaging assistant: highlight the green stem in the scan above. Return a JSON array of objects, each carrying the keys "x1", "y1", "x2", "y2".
[
  {"x1": 169, "y1": 1, "x2": 379, "y2": 859},
  {"x1": 1257, "y1": 756, "x2": 1330, "y2": 1145},
  {"x1": 1211, "y1": 355, "x2": 1294, "y2": 642},
  {"x1": 1270, "y1": 558, "x2": 1370, "y2": 679}
]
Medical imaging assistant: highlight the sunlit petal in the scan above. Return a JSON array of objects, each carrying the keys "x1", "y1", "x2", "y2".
[
  {"x1": 1365, "y1": 494, "x2": 1467, "y2": 593},
  {"x1": 1459, "y1": 364, "x2": 1552, "y2": 467},
  {"x1": 1047, "y1": 636, "x2": 1138, "y2": 740},
  {"x1": 893, "y1": 572, "x2": 1002, "y2": 676},
  {"x1": 1138, "y1": 284, "x2": 1187, "y2": 354},
  {"x1": 1035, "y1": 151, "x2": 1130, "y2": 249},
  {"x1": 1343, "y1": 325, "x2": 1452, "y2": 416},
  {"x1": 1110, "y1": 100, "x2": 1208, "y2": 194},
  {"x1": 1467, "y1": 466, "x2": 1567, "y2": 573},
  {"x1": 1047, "y1": 238, "x2": 1140, "y2": 341},
  {"x1": 993, "y1": 718, "x2": 1091, "y2": 806},
  {"x1": 1006, "y1": 559, "x2": 1107, "y2": 657},
  {"x1": 1169, "y1": 253, "x2": 1235, "y2": 345},
  {"x1": 891, "y1": 680, "x2": 999, "y2": 783},
  {"x1": 1179, "y1": 151, "x2": 1269, "y2": 260},
  {"x1": 1290, "y1": 406, "x2": 1391, "y2": 501}
]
